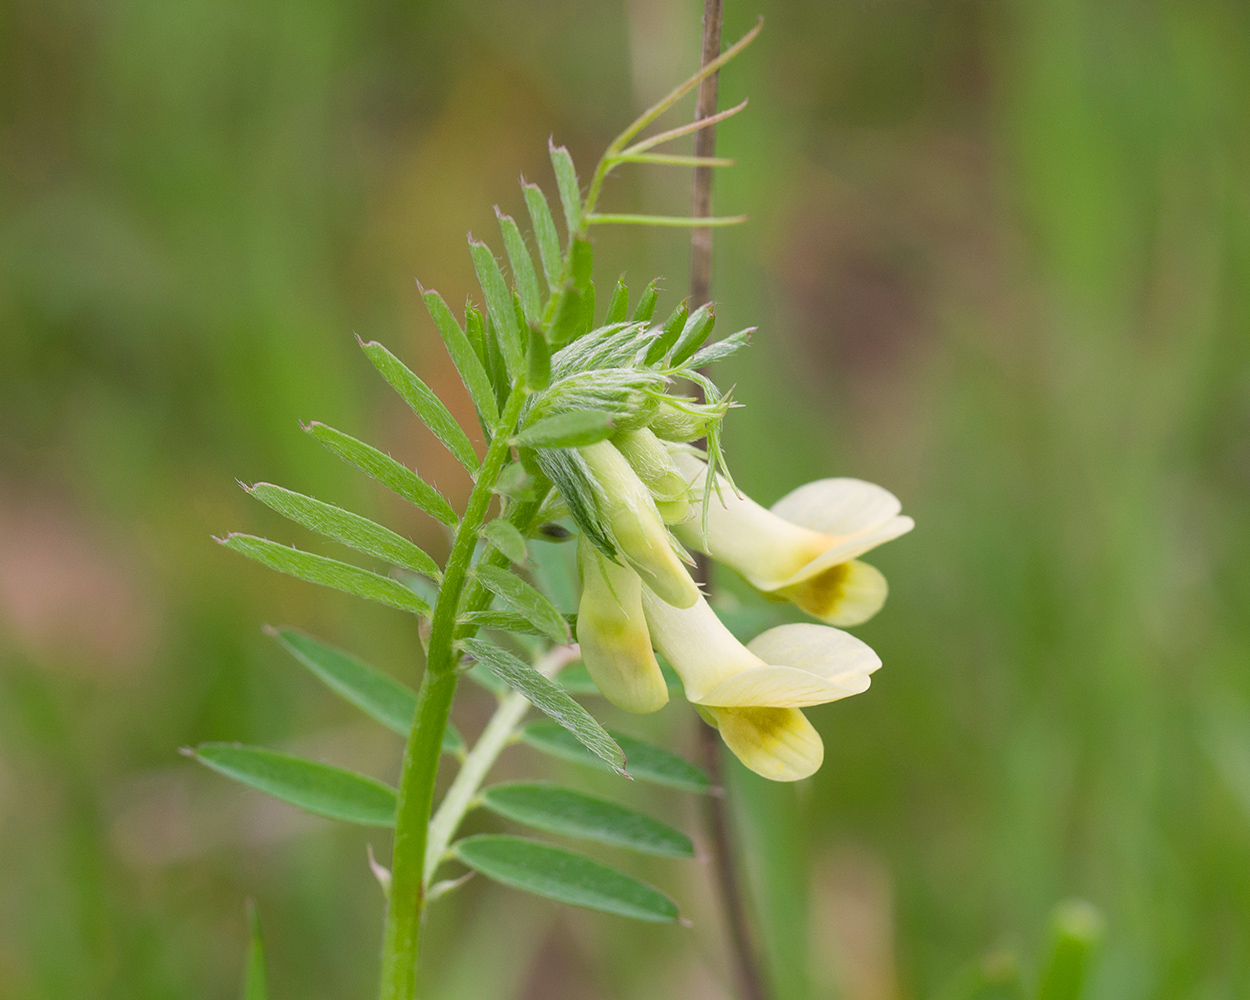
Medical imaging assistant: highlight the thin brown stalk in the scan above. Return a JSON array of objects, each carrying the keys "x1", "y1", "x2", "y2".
[{"x1": 689, "y1": 3, "x2": 769, "y2": 1000}]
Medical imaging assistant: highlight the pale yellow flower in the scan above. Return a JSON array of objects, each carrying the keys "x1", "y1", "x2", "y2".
[
  {"x1": 579, "y1": 440, "x2": 699, "y2": 609},
  {"x1": 669, "y1": 452, "x2": 913, "y2": 626},
  {"x1": 641, "y1": 589, "x2": 880, "y2": 781},
  {"x1": 575, "y1": 535, "x2": 670, "y2": 714}
]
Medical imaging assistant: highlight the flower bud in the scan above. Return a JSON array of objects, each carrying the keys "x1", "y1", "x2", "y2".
[
  {"x1": 576, "y1": 536, "x2": 669, "y2": 713},
  {"x1": 579, "y1": 441, "x2": 699, "y2": 609},
  {"x1": 613, "y1": 428, "x2": 692, "y2": 524},
  {"x1": 647, "y1": 399, "x2": 716, "y2": 443}
]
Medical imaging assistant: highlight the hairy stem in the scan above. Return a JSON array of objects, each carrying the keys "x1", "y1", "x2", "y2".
[
  {"x1": 378, "y1": 383, "x2": 529, "y2": 1000},
  {"x1": 424, "y1": 645, "x2": 580, "y2": 885}
]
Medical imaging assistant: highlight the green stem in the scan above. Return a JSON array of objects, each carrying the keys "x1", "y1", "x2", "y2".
[
  {"x1": 423, "y1": 645, "x2": 578, "y2": 886},
  {"x1": 378, "y1": 383, "x2": 529, "y2": 1000}
]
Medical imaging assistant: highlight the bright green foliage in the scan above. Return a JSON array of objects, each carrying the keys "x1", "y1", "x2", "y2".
[
  {"x1": 468, "y1": 240, "x2": 524, "y2": 379},
  {"x1": 243, "y1": 902, "x2": 268, "y2": 1000},
  {"x1": 219, "y1": 535, "x2": 429, "y2": 614},
  {"x1": 264, "y1": 627, "x2": 464, "y2": 756},
  {"x1": 420, "y1": 287, "x2": 499, "y2": 429},
  {"x1": 548, "y1": 142, "x2": 583, "y2": 235},
  {"x1": 481, "y1": 520, "x2": 527, "y2": 565},
  {"x1": 1035, "y1": 902, "x2": 1103, "y2": 1000},
  {"x1": 668, "y1": 303, "x2": 715, "y2": 366},
  {"x1": 460, "y1": 639, "x2": 624, "y2": 774},
  {"x1": 304, "y1": 422, "x2": 458, "y2": 527},
  {"x1": 522, "y1": 182, "x2": 562, "y2": 292},
  {"x1": 496, "y1": 210, "x2": 542, "y2": 324},
  {"x1": 246, "y1": 483, "x2": 440, "y2": 578},
  {"x1": 520, "y1": 721, "x2": 711, "y2": 794},
  {"x1": 473, "y1": 565, "x2": 568, "y2": 643},
  {"x1": 631, "y1": 280, "x2": 659, "y2": 323},
  {"x1": 453, "y1": 835, "x2": 679, "y2": 922},
  {"x1": 514, "y1": 410, "x2": 615, "y2": 448},
  {"x1": 480, "y1": 783, "x2": 694, "y2": 857},
  {"x1": 644, "y1": 300, "x2": 688, "y2": 364},
  {"x1": 358, "y1": 339, "x2": 479, "y2": 473},
  {"x1": 604, "y1": 277, "x2": 629, "y2": 324},
  {"x1": 193, "y1": 744, "x2": 398, "y2": 826},
  {"x1": 690, "y1": 327, "x2": 752, "y2": 368}
]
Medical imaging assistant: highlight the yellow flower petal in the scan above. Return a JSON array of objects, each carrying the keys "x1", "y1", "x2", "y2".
[
  {"x1": 640, "y1": 588, "x2": 761, "y2": 702},
  {"x1": 771, "y1": 560, "x2": 889, "y2": 627},
  {"x1": 576, "y1": 537, "x2": 669, "y2": 714},
  {"x1": 770, "y1": 477, "x2": 902, "y2": 536},
  {"x1": 746, "y1": 621, "x2": 881, "y2": 688},
  {"x1": 698, "y1": 665, "x2": 863, "y2": 708},
  {"x1": 707, "y1": 706, "x2": 824, "y2": 782}
]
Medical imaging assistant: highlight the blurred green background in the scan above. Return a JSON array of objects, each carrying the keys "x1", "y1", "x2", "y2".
[{"x1": 3, "y1": 0, "x2": 1250, "y2": 997}]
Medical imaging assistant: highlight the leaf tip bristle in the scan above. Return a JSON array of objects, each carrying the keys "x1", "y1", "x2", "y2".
[
  {"x1": 415, "y1": 277, "x2": 427, "y2": 294},
  {"x1": 177, "y1": 746, "x2": 196, "y2": 759},
  {"x1": 260, "y1": 623, "x2": 280, "y2": 638}
]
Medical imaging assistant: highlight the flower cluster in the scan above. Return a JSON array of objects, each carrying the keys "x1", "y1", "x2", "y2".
[{"x1": 524, "y1": 319, "x2": 913, "y2": 782}]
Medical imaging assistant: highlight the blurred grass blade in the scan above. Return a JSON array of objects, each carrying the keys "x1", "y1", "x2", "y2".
[
  {"x1": 604, "y1": 277, "x2": 629, "y2": 324},
  {"x1": 631, "y1": 280, "x2": 659, "y2": 323},
  {"x1": 460, "y1": 639, "x2": 624, "y2": 774},
  {"x1": 520, "y1": 721, "x2": 709, "y2": 793},
  {"x1": 474, "y1": 564, "x2": 569, "y2": 643},
  {"x1": 243, "y1": 900, "x2": 267, "y2": 1000},
  {"x1": 1036, "y1": 901, "x2": 1104, "y2": 1000},
  {"x1": 304, "y1": 422, "x2": 458, "y2": 527},
  {"x1": 669, "y1": 303, "x2": 715, "y2": 365},
  {"x1": 548, "y1": 141, "x2": 583, "y2": 234},
  {"x1": 514, "y1": 410, "x2": 615, "y2": 448},
  {"x1": 586, "y1": 213, "x2": 748, "y2": 228},
  {"x1": 469, "y1": 240, "x2": 524, "y2": 380},
  {"x1": 453, "y1": 835, "x2": 678, "y2": 922},
  {"x1": 482, "y1": 520, "x2": 528, "y2": 565},
  {"x1": 611, "y1": 152, "x2": 736, "y2": 167},
  {"x1": 218, "y1": 535, "x2": 428, "y2": 614},
  {"x1": 644, "y1": 301, "x2": 688, "y2": 364},
  {"x1": 480, "y1": 783, "x2": 693, "y2": 857},
  {"x1": 497, "y1": 209, "x2": 542, "y2": 322},
  {"x1": 522, "y1": 182, "x2": 562, "y2": 292},
  {"x1": 245, "y1": 483, "x2": 440, "y2": 578},
  {"x1": 358, "y1": 339, "x2": 479, "y2": 474},
  {"x1": 421, "y1": 286, "x2": 500, "y2": 429},
  {"x1": 193, "y1": 743, "x2": 397, "y2": 826},
  {"x1": 689, "y1": 328, "x2": 753, "y2": 368}
]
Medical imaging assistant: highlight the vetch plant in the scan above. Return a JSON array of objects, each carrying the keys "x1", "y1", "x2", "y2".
[{"x1": 194, "y1": 18, "x2": 916, "y2": 999}]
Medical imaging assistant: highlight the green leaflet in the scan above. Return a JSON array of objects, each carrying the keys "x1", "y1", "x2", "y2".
[
  {"x1": 497, "y1": 209, "x2": 542, "y2": 324},
  {"x1": 245, "y1": 483, "x2": 440, "y2": 579},
  {"x1": 469, "y1": 240, "x2": 524, "y2": 380},
  {"x1": 304, "y1": 422, "x2": 458, "y2": 527},
  {"x1": 480, "y1": 783, "x2": 693, "y2": 857},
  {"x1": 243, "y1": 901, "x2": 268, "y2": 1000},
  {"x1": 460, "y1": 639, "x2": 624, "y2": 774},
  {"x1": 482, "y1": 520, "x2": 528, "y2": 565},
  {"x1": 522, "y1": 182, "x2": 562, "y2": 293},
  {"x1": 1036, "y1": 902, "x2": 1104, "y2": 1000},
  {"x1": 668, "y1": 302, "x2": 715, "y2": 366},
  {"x1": 603, "y1": 277, "x2": 629, "y2": 324},
  {"x1": 453, "y1": 835, "x2": 678, "y2": 923},
  {"x1": 527, "y1": 326, "x2": 551, "y2": 391},
  {"x1": 474, "y1": 564, "x2": 569, "y2": 644},
  {"x1": 548, "y1": 288, "x2": 584, "y2": 349},
  {"x1": 219, "y1": 535, "x2": 428, "y2": 615},
  {"x1": 266, "y1": 627, "x2": 463, "y2": 756},
  {"x1": 520, "y1": 721, "x2": 710, "y2": 794},
  {"x1": 458, "y1": 609, "x2": 549, "y2": 637},
  {"x1": 358, "y1": 339, "x2": 479, "y2": 474},
  {"x1": 688, "y1": 327, "x2": 752, "y2": 368},
  {"x1": 421, "y1": 286, "x2": 499, "y2": 429},
  {"x1": 493, "y1": 462, "x2": 539, "y2": 501},
  {"x1": 193, "y1": 743, "x2": 397, "y2": 827},
  {"x1": 631, "y1": 280, "x2": 659, "y2": 323},
  {"x1": 644, "y1": 300, "x2": 689, "y2": 365},
  {"x1": 514, "y1": 410, "x2": 615, "y2": 449},
  {"x1": 548, "y1": 141, "x2": 583, "y2": 235}
]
